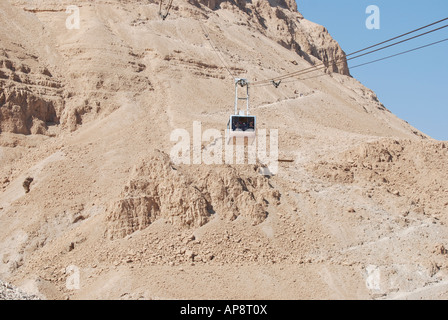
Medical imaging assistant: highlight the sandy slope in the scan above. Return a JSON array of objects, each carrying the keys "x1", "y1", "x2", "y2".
[{"x1": 0, "y1": 0, "x2": 447, "y2": 300}]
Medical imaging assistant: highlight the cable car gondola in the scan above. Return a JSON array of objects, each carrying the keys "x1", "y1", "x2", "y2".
[{"x1": 227, "y1": 78, "x2": 256, "y2": 145}]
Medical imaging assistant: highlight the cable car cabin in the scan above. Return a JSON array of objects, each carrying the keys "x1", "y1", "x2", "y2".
[
  {"x1": 227, "y1": 78, "x2": 255, "y2": 145},
  {"x1": 227, "y1": 114, "x2": 256, "y2": 145}
]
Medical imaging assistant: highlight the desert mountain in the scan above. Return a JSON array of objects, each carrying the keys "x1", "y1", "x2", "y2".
[{"x1": 0, "y1": 0, "x2": 447, "y2": 300}]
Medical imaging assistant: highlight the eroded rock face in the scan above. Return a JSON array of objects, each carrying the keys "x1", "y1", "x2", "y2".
[
  {"x1": 0, "y1": 0, "x2": 348, "y2": 136},
  {"x1": 195, "y1": 0, "x2": 349, "y2": 75},
  {"x1": 0, "y1": 51, "x2": 63, "y2": 135},
  {"x1": 309, "y1": 139, "x2": 448, "y2": 219},
  {"x1": 0, "y1": 279, "x2": 40, "y2": 300},
  {"x1": 106, "y1": 150, "x2": 278, "y2": 239},
  {"x1": 0, "y1": 88, "x2": 60, "y2": 135},
  {"x1": 248, "y1": 0, "x2": 349, "y2": 75},
  {"x1": 197, "y1": 0, "x2": 297, "y2": 11}
]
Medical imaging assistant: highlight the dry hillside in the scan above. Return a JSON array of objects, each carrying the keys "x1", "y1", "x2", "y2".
[{"x1": 0, "y1": 0, "x2": 447, "y2": 300}]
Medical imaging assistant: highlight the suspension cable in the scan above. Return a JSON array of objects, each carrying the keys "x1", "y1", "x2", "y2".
[
  {"x1": 251, "y1": 37, "x2": 448, "y2": 88},
  {"x1": 199, "y1": 21, "x2": 236, "y2": 80},
  {"x1": 159, "y1": 0, "x2": 174, "y2": 20},
  {"x1": 252, "y1": 18, "x2": 448, "y2": 87}
]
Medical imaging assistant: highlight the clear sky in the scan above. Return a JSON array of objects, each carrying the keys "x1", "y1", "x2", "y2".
[{"x1": 297, "y1": 0, "x2": 448, "y2": 141}]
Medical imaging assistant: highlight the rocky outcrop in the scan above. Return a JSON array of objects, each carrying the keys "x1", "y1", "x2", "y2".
[
  {"x1": 248, "y1": 0, "x2": 349, "y2": 75},
  {"x1": 292, "y1": 19, "x2": 350, "y2": 75},
  {"x1": 309, "y1": 139, "x2": 448, "y2": 218},
  {"x1": 0, "y1": 53, "x2": 63, "y2": 135},
  {"x1": 197, "y1": 0, "x2": 297, "y2": 11},
  {"x1": 195, "y1": 0, "x2": 349, "y2": 75},
  {"x1": 0, "y1": 87, "x2": 60, "y2": 135},
  {"x1": 0, "y1": 280, "x2": 40, "y2": 300},
  {"x1": 106, "y1": 150, "x2": 279, "y2": 239}
]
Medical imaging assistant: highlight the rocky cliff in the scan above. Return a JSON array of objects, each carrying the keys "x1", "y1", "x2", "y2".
[
  {"x1": 0, "y1": 0, "x2": 348, "y2": 135},
  {"x1": 196, "y1": 0, "x2": 350, "y2": 75},
  {"x1": 1, "y1": 0, "x2": 446, "y2": 301}
]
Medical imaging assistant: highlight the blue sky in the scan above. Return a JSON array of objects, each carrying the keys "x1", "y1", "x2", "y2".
[{"x1": 297, "y1": 0, "x2": 448, "y2": 141}]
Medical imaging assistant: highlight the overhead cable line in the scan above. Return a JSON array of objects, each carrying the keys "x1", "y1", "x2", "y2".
[
  {"x1": 350, "y1": 37, "x2": 448, "y2": 70},
  {"x1": 253, "y1": 23, "x2": 448, "y2": 86},
  {"x1": 251, "y1": 37, "x2": 448, "y2": 88},
  {"x1": 199, "y1": 21, "x2": 236, "y2": 80},
  {"x1": 346, "y1": 24, "x2": 448, "y2": 61},
  {"x1": 251, "y1": 18, "x2": 448, "y2": 87},
  {"x1": 346, "y1": 17, "x2": 448, "y2": 57},
  {"x1": 159, "y1": 0, "x2": 174, "y2": 20}
]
